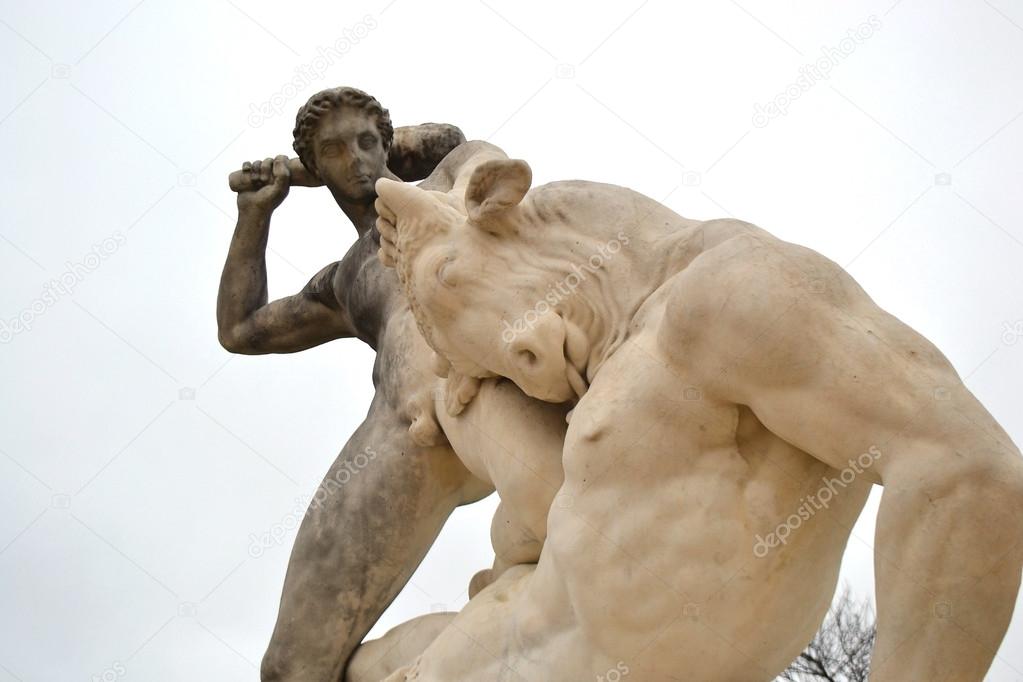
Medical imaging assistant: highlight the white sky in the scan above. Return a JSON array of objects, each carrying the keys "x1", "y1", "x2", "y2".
[{"x1": 0, "y1": 0, "x2": 1021, "y2": 680}]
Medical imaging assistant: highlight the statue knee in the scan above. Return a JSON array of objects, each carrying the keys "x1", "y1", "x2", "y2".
[
  {"x1": 259, "y1": 649, "x2": 286, "y2": 682},
  {"x1": 261, "y1": 632, "x2": 351, "y2": 682},
  {"x1": 260, "y1": 643, "x2": 303, "y2": 682}
]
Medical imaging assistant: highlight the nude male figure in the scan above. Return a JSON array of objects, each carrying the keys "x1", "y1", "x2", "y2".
[
  {"x1": 218, "y1": 88, "x2": 567, "y2": 680},
  {"x1": 375, "y1": 158, "x2": 1023, "y2": 680}
]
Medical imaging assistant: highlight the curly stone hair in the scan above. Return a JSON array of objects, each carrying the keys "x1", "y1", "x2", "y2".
[{"x1": 292, "y1": 86, "x2": 394, "y2": 177}]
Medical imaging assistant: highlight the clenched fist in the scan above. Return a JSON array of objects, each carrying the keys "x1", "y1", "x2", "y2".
[{"x1": 235, "y1": 155, "x2": 291, "y2": 213}]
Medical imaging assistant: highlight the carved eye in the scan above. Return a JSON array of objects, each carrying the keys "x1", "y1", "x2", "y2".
[{"x1": 358, "y1": 133, "x2": 377, "y2": 150}]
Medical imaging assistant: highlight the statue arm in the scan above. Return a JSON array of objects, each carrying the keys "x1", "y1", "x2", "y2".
[
  {"x1": 388, "y1": 123, "x2": 467, "y2": 182},
  {"x1": 226, "y1": 124, "x2": 466, "y2": 192},
  {"x1": 217, "y1": 159, "x2": 355, "y2": 354},
  {"x1": 218, "y1": 123, "x2": 470, "y2": 354},
  {"x1": 699, "y1": 240, "x2": 1023, "y2": 681}
]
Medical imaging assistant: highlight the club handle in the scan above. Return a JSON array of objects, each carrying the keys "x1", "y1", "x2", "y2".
[{"x1": 228, "y1": 157, "x2": 322, "y2": 192}]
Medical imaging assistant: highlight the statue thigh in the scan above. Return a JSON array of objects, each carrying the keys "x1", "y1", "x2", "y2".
[{"x1": 262, "y1": 403, "x2": 470, "y2": 681}]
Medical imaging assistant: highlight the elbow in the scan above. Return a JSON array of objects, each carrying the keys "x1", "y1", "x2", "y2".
[
  {"x1": 445, "y1": 123, "x2": 467, "y2": 146},
  {"x1": 217, "y1": 328, "x2": 242, "y2": 354},
  {"x1": 889, "y1": 447, "x2": 1023, "y2": 519},
  {"x1": 974, "y1": 456, "x2": 1023, "y2": 516},
  {"x1": 949, "y1": 458, "x2": 1023, "y2": 518},
  {"x1": 218, "y1": 325, "x2": 256, "y2": 354}
]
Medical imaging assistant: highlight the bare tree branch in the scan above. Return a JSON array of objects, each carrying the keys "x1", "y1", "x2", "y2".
[{"x1": 778, "y1": 587, "x2": 876, "y2": 682}]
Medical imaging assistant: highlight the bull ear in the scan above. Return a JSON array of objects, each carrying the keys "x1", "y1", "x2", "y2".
[{"x1": 464, "y1": 159, "x2": 531, "y2": 230}]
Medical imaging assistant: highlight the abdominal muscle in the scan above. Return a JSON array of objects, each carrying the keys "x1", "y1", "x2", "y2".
[
  {"x1": 404, "y1": 348, "x2": 869, "y2": 681},
  {"x1": 403, "y1": 451, "x2": 865, "y2": 681}
]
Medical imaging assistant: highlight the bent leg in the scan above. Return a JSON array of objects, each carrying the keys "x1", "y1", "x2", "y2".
[{"x1": 261, "y1": 406, "x2": 477, "y2": 681}]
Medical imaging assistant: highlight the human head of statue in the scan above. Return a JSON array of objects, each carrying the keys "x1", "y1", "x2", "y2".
[{"x1": 293, "y1": 86, "x2": 394, "y2": 204}]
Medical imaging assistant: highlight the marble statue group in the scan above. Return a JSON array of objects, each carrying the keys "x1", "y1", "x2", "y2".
[{"x1": 219, "y1": 86, "x2": 1023, "y2": 681}]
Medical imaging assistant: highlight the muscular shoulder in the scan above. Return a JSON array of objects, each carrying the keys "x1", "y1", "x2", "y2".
[
  {"x1": 658, "y1": 229, "x2": 953, "y2": 393},
  {"x1": 662, "y1": 230, "x2": 832, "y2": 319},
  {"x1": 657, "y1": 230, "x2": 869, "y2": 375}
]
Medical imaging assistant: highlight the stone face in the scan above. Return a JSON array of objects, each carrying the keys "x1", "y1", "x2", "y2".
[{"x1": 375, "y1": 152, "x2": 1023, "y2": 680}]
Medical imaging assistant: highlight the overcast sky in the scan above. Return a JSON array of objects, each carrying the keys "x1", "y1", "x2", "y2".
[{"x1": 1, "y1": 0, "x2": 1021, "y2": 679}]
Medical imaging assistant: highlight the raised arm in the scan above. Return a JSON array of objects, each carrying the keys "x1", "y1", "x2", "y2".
[
  {"x1": 388, "y1": 123, "x2": 466, "y2": 182},
  {"x1": 217, "y1": 155, "x2": 353, "y2": 354},
  {"x1": 688, "y1": 234, "x2": 1023, "y2": 682}
]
